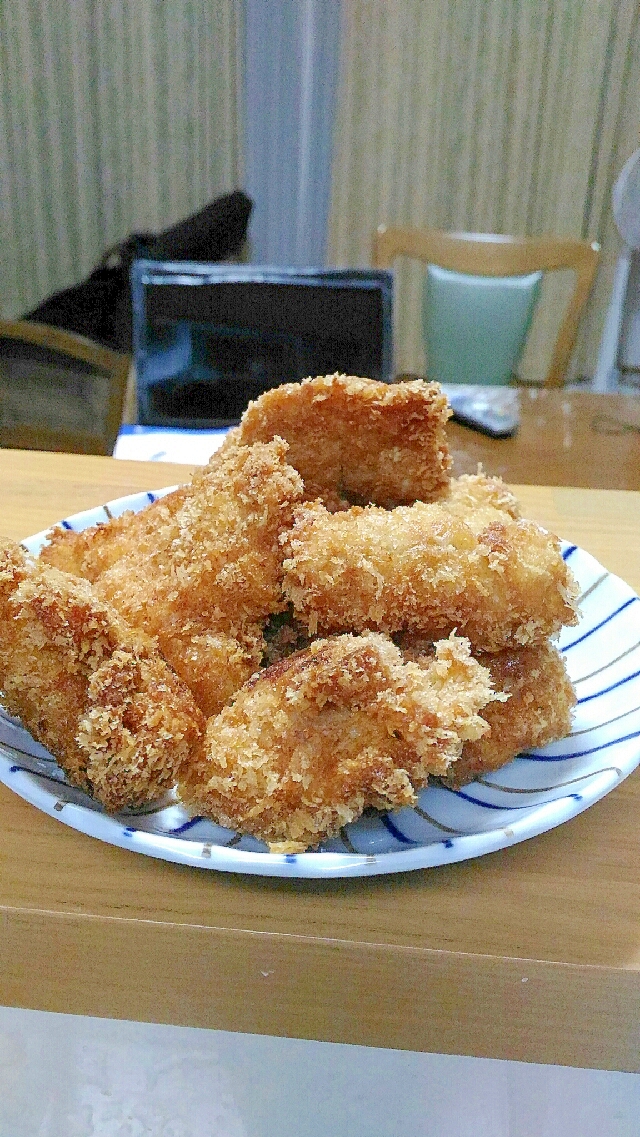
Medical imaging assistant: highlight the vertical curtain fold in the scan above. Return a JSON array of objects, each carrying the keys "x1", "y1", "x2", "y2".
[
  {"x1": 328, "y1": 0, "x2": 640, "y2": 382},
  {"x1": 243, "y1": 0, "x2": 341, "y2": 266},
  {"x1": 0, "y1": 0, "x2": 244, "y2": 319}
]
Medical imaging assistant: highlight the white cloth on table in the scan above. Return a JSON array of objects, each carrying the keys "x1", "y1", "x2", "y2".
[{"x1": 113, "y1": 425, "x2": 229, "y2": 464}]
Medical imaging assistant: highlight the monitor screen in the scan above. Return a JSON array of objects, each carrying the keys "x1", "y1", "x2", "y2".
[{"x1": 131, "y1": 261, "x2": 394, "y2": 427}]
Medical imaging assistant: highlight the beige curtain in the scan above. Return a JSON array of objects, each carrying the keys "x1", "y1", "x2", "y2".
[
  {"x1": 0, "y1": 0, "x2": 244, "y2": 319},
  {"x1": 328, "y1": 0, "x2": 640, "y2": 383}
]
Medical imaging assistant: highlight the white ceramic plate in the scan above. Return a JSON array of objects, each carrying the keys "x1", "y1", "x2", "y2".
[{"x1": 1, "y1": 488, "x2": 639, "y2": 879}]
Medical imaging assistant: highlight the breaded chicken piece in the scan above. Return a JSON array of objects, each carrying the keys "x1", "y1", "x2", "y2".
[
  {"x1": 398, "y1": 634, "x2": 576, "y2": 784},
  {"x1": 454, "y1": 642, "x2": 576, "y2": 784},
  {"x1": 40, "y1": 486, "x2": 187, "y2": 580},
  {"x1": 40, "y1": 483, "x2": 264, "y2": 716},
  {"x1": 94, "y1": 439, "x2": 304, "y2": 716},
  {"x1": 179, "y1": 632, "x2": 496, "y2": 852},
  {"x1": 0, "y1": 541, "x2": 204, "y2": 811},
  {"x1": 224, "y1": 373, "x2": 452, "y2": 508},
  {"x1": 159, "y1": 626, "x2": 264, "y2": 719},
  {"x1": 282, "y1": 500, "x2": 579, "y2": 650},
  {"x1": 441, "y1": 472, "x2": 521, "y2": 528},
  {"x1": 40, "y1": 470, "x2": 514, "y2": 582}
]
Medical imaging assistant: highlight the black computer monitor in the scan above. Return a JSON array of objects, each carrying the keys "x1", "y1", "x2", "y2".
[{"x1": 131, "y1": 261, "x2": 394, "y2": 427}]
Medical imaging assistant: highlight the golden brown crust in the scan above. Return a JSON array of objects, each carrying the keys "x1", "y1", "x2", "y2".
[
  {"x1": 7, "y1": 381, "x2": 580, "y2": 843},
  {"x1": 96, "y1": 439, "x2": 302, "y2": 632},
  {"x1": 38, "y1": 442, "x2": 303, "y2": 717},
  {"x1": 224, "y1": 373, "x2": 452, "y2": 508},
  {"x1": 158, "y1": 625, "x2": 265, "y2": 719},
  {"x1": 398, "y1": 634, "x2": 576, "y2": 785},
  {"x1": 454, "y1": 642, "x2": 576, "y2": 784},
  {"x1": 40, "y1": 487, "x2": 188, "y2": 580},
  {"x1": 88, "y1": 439, "x2": 304, "y2": 716},
  {"x1": 0, "y1": 541, "x2": 205, "y2": 811},
  {"x1": 441, "y1": 472, "x2": 521, "y2": 528},
  {"x1": 282, "y1": 499, "x2": 579, "y2": 650},
  {"x1": 179, "y1": 632, "x2": 496, "y2": 851}
]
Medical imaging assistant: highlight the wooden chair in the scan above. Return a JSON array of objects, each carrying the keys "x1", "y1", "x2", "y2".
[
  {"x1": 0, "y1": 319, "x2": 131, "y2": 454},
  {"x1": 372, "y1": 226, "x2": 600, "y2": 387}
]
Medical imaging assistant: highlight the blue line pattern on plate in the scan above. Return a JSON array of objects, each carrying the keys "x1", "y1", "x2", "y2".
[
  {"x1": 381, "y1": 814, "x2": 418, "y2": 845},
  {"x1": 169, "y1": 815, "x2": 205, "y2": 835},
  {"x1": 479, "y1": 767, "x2": 622, "y2": 794},
  {"x1": 451, "y1": 788, "x2": 546, "y2": 810},
  {"x1": 573, "y1": 640, "x2": 640, "y2": 685},
  {"x1": 576, "y1": 668, "x2": 640, "y2": 703},
  {"x1": 524, "y1": 728, "x2": 640, "y2": 762},
  {"x1": 562, "y1": 597, "x2": 639, "y2": 651}
]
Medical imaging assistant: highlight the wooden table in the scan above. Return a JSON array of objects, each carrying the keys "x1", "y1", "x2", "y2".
[
  {"x1": 1, "y1": 449, "x2": 639, "y2": 1073},
  {"x1": 447, "y1": 389, "x2": 640, "y2": 490}
]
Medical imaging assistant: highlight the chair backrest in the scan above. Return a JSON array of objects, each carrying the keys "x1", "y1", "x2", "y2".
[
  {"x1": 424, "y1": 264, "x2": 542, "y2": 387},
  {"x1": 372, "y1": 226, "x2": 600, "y2": 387},
  {"x1": 0, "y1": 319, "x2": 131, "y2": 455}
]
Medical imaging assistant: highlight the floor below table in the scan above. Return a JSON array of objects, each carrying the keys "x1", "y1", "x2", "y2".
[{"x1": 2, "y1": 1005, "x2": 638, "y2": 1137}]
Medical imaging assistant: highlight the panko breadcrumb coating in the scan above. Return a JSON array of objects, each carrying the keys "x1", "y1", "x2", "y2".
[
  {"x1": 455, "y1": 642, "x2": 576, "y2": 784},
  {"x1": 0, "y1": 541, "x2": 204, "y2": 811},
  {"x1": 398, "y1": 634, "x2": 576, "y2": 785},
  {"x1": 92, "y1": 438, "x2": 304, "y2": 716},
  {"x1": 40, "y1": 486, "x2": 187, "y2": 580},
  {"x1": 261, "y1": 473, "x2": 522, "y2": 666},
  {"x1": 179, "y1": 631, "x2": 497, "y2": 852},
  {"x1": 223, "y1": 373, "x2": 452, "y2": 508},
  {"x1": 441, "y1": 472, "x2": 521, "y2": 528},
  {"x1": 282, "y1": 499, "x2": 579, "y2": 650}
]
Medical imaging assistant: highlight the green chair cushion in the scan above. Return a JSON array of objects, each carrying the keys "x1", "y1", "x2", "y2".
[{"x1": 423, "y1": 265, "x2": 542, "y2": 386}]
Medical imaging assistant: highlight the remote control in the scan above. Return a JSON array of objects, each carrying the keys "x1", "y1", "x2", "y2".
[{"x1": 442, "y1": 385, "x2": 520, "y2": 438}]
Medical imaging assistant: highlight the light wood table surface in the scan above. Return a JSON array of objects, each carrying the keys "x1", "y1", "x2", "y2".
[
  {"x1": 1, "y1": 449, "x2": 639, "y2": 1072},
  {"x1": 447, "y1": 389, "x2": 640, "y2": 491},
  {"x1": 394, "y1": 383, "x2": 640, "y2": 490}
]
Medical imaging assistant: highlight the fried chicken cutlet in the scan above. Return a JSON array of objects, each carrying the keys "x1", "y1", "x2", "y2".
[
  {"x1": 40, "y1": 485, "x2": 187, "y2": 580},
  {"x1": 179, "y1": 631, "x2": 497, "y2": 852},
  {"x1": 282, "y1": 499, "x2": 579, "y2": 650},
  {"x1": 260, "y1": 471, "x2": 523, "y2": 665},
  {"x1": 224, "y1": 373, "x2": 452, "y2": 508},
  {"x1": 398, "y1": 634, "x2": 576, "y2": 785},
  {"x1": 0, "y1": 541, "x2": 204, "y2": 811},
  {"x1": 455, "y1": 641, "x2": 576, "y2": 784},
  {"x1": 441, "y1": 472, "x2": 521, "y2": 527},
  {"x1": 92, "y1": 439, "x2": 304, "y2": 716}
]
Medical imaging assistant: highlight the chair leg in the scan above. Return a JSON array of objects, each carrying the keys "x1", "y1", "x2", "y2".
[{"x1": 121, "y1": 363, "x2": 138, "y2": 425}]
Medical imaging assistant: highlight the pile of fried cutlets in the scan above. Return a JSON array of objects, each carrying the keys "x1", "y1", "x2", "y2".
[{"x1": 0, "y1": 374, "x2": 578, "y2": 852}]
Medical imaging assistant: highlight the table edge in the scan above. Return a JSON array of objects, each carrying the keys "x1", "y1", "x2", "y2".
[{"x1": 3, "y1": 905, "x2": 639, "y2": 1070}]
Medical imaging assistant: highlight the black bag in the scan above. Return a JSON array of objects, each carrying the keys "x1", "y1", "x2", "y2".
[{"x1": 24, "y1": 190, "x2": 253, "y2": 353}]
